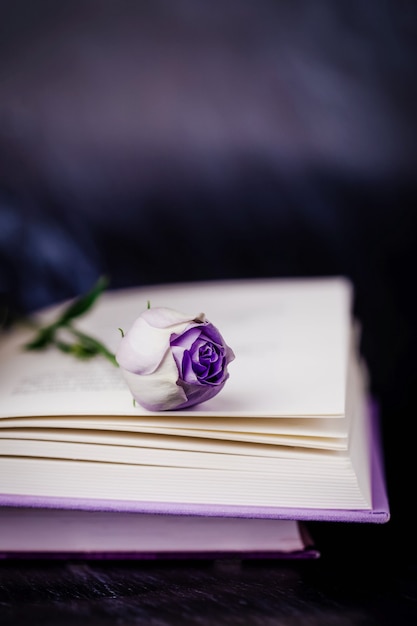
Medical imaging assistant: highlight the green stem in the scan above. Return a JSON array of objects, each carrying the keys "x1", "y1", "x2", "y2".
[{"x1": 67, "y1": 326, "x2": 118, "y2": 367}]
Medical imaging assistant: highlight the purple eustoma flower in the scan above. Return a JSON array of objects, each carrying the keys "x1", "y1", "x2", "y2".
[{"x1": 116, "y1": 307, "x2": 235, "y2": 411}]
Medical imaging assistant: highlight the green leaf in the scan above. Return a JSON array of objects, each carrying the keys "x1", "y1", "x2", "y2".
[
  {"x1": 56, "y1": 276, "x2": 109, "y2": 326},
  {"x1": 69, "y1": 326, "x2": 118, "y2": 367},
  {"x1": 24, "y1": 323, "x2": 59, "y2": 350},
  {"x1": 23, "y1": 275, "x2": 117, "y2": 367},
  {"x1": 55, "y1": 339, "x2": 98, "y2": 360}
]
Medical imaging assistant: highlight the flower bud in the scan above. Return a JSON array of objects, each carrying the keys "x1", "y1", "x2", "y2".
[{"x1": 116, "y1": 307, "x2": 235, "y2": 411}]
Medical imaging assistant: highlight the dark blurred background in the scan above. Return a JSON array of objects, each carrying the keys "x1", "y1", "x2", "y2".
[{"x1": 1, "y1": 0, "x2": 417, "y2": 553}]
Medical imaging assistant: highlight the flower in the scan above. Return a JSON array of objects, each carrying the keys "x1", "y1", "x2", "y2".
[{"x1": 115, "y1": 307, "x2": 235, "y2": 411}]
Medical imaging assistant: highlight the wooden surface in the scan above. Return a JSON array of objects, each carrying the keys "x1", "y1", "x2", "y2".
[{"x1": 1, "y1": 521, "x2": 416, "y2": 625}]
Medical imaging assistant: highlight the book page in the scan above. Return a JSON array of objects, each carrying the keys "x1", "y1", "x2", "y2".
[
  {"x1": 0, "y1": 413, "x2": 348, "y2": 436},
  {"x1": 0, "y1": 453, "x2": 371, "y2": 510},
  {"x1": 0, "y1": 436, "x2": 349, "y2": 467},
  {"x1": 0, "y1": 277, "x2": 352, "y2": 420}
]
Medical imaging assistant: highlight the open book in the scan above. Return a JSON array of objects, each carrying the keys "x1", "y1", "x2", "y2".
[{"x1": 0, "y1": 277, "x2": 389, "y2": 557}]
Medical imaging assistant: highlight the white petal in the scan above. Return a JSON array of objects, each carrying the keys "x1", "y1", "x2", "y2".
[
  {"x1": 141, "y1": 307, "x2": 205, "y2": 328},
  {"x1": 116, "y1": 314, "x2": 191, "y2": 375},
  {"x1": 120, "y1": 349, "x2": 187, "y2": 411}
]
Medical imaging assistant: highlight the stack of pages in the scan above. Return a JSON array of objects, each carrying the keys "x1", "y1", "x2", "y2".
[{"x1": 0, "y1": 277, "x2": 389, "y2": 559}]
